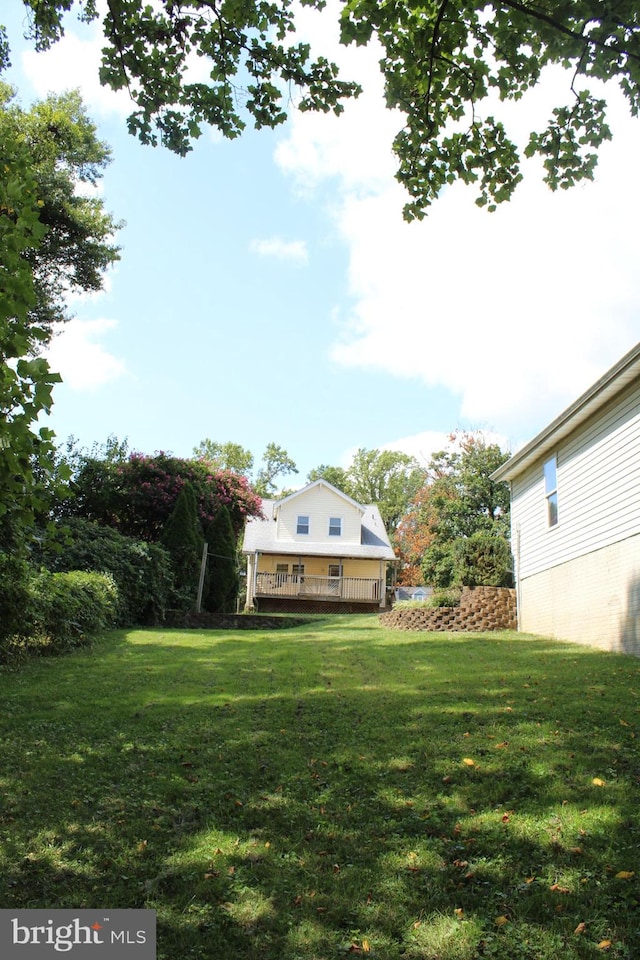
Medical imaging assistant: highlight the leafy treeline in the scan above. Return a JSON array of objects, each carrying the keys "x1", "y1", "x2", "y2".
[{"x1": 6, "y1": 1, "x2": 640, "y2": 216}]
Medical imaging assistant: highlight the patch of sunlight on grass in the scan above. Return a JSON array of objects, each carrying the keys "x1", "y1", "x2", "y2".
[
  {"x1": 403, "y1": 912, "x2": 483, "y2": 959},
  {"x1": 379, "y1": 844, "x2": 447, "y2": 873},
  {"x1": 286, "y1": 918, "x2": 330, "y2": 953},
  {"x1": 220, "y1": 888, "x2": 275, "y2": 929}
]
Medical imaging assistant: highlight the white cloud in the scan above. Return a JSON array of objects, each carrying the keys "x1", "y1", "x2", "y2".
[
  {"x1": 249, "y1": 237, "x2": 309, "y2": 264},
  {"x1": 276, "y1": 5, "x2": 640, "y2": 445},
  {"x1": 46, "y1": 318, "x2": 127, "y2": 390},
  {"x1": 22, "y1": 21, "x2": 134, "y2": 119}
]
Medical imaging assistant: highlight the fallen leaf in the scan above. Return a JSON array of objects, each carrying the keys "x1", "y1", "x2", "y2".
[
  {"x1": 362, "y1": 940, "x2": 371, "y2": 952},
  {"x1": 615, "y1": 871, "x2": 635, "y2": 879},
  {"x1": 597, "y1": 940, "x2": 612, "y2": 950},
  {"x1": 454, "y1": 908, "x2": 464, "y2": 919},
  {"x1": 550, "y1": 883, "x2": 570, "y2": 893},
  {"x1": 463, "y1": 758, "x2": 475, "y2": 767},
  {"x1": 574, "y1": 922, "x2": 587, "y2": 935},
  {"x1": 592, "y1": 778, "x2": 606, "y2": 787},
  {"x1": 495, "y1": 915, "x2": 509, "y2": 926}
]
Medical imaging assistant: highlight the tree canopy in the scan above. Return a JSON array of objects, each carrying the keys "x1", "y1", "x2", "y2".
[
  {"x1": 395, "y1": 432, "x2": 512, "y2": 587},
  {"x1": 0, "y1": 83, "x2": 121, "y2": 332},
  {"x1": 194, "y1": 439, "x2": 298, "y2": 496},
  {"x1": 65, "y1": 451, "x2": 263, "y2": 541},
  {"x1": 0, "y1": 83, "x2": 120, "y2": 544},
  {"x1": 9, "y1": 0, "x2": 640, "y2": 216}
]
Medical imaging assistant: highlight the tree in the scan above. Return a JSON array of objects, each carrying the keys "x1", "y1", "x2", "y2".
[
  {"x1": 193, "y1": 439, "x2": 254, "y2": 477},
  {"x1": 394, "y1": 483, "x2": 441, "y2": 585},
  {"x1": 0, "y1": 83, "x2": 120, "y2": 556},
  {"x1": 203, "y1": 504, "x2": 239, "y2": 614},
  {"x1": 415, "y1": 432, "x2": 512, "y2": 587},
  {"x1": 347, "y1": 448, "x2": 426, "y2": 532},
  {"x1": 254, "y1": 443, "x2": 298, "y2": 496},
  {"x1": 308, "y1": 448, "x2": 426, "y2": 533},
  {"x1": 65, "y1": 452, "x2": 263, "y2": 541},
  {"x1": 0, "y1": 83, "x2": 121, "y2": 332},
  {"x1": 160, "y1": 481, "x2": 203, "y2": 610},
  {"x1": 307, "y1": 464, "x2": 350, "y2": 491},
  {"x1": 0, "y1": 112, "x2": 61, "y2": 547},
  {"x1": 13, "y1": 1, "x2": 640, "y2": 217}
]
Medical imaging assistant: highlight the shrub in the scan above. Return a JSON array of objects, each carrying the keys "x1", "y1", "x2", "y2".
[
  {"x1": 35, "y1": 518, "x2": 173, "y2": 626},
  {"x1": 454, "y1": 532, "x2": 513, "y2": 587},
  {"x1": 161, "y1": 482, "x2": 203, "y2": 610},
  {"x1": 203, "y1": 505, "x2": 239, "y2": 613},
  {"x1": 427, "y1": 587, "x2": 463, "y2": 608},
  {"x1": 27, "y1": 569, "x2": 118, "y2": 653},
  {"x1": 422, "y1": 533, "x2": 513, "y2": 589},
  {"x1": 0, "y1": 552, "x2": 32, "y2": 646}
]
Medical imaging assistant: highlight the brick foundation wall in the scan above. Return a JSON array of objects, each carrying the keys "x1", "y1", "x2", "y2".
[{"x1": 379, "y1": 586, "x2": 517, "y2": 632}]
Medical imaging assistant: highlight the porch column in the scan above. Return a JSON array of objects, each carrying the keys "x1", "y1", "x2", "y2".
[{"x1": 379, "y1": 560, "x2": 386, "y2": 608}]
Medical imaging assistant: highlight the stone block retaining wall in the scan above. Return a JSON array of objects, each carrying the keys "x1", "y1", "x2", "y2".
[{"x1": 380, "y1": 586, "x2": 516, "y2": 632}]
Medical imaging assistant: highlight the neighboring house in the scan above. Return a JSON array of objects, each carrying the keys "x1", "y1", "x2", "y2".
[
  {"x1": 491, "y1": 342, "x2": 640, "y2": 653},
  {"x1": 395, "y1": 586, "x2": 433, "y2": 602},
  {"x1": 243, "y1": 479, "x2": 396, "y2": 613}
]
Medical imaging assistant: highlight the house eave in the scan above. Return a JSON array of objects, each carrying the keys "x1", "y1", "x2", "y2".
[{"x1": 491, "y1": 341, "x2": 640, "y2": 483}]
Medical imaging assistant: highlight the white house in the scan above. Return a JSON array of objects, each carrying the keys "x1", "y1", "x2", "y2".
[
  {"x1": 491, "y1": 342, "x2": 640, "y2": 653},
  {"x1": 243, "y1": 479, "x2": 396, "y2": 613}
]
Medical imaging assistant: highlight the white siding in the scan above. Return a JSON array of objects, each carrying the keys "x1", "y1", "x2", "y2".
[
  {"x1": 276, "y1": 485, "x2": 362, "y2": 546},
  {"x1": 518, "y1": 534, "x2": 640, "y2": 653},
  {"x1": 511, "y1": 379, "x2": 640, "y2": 582}
]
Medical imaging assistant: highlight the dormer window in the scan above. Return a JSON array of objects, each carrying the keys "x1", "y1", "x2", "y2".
[
  {"x1": 329, "y1": 517, "x2": 342, "y2": 537},
  {"x1": 297, "y1": 515, "x2": 310, "y2": 535}
]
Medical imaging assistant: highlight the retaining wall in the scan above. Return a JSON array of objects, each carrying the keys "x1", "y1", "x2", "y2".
[{"x1": 380, "y1": 586, "x2": 516, "y2": 632}]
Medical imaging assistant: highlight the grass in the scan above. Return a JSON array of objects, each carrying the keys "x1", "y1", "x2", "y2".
[{"x1": 1, "y1": 616, "x2": 639, "y2": 959}]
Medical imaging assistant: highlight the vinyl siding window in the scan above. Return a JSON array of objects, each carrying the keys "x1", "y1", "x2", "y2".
[
  {"x1": 544, "y1": 455, "x2": 559, "y2": 527},
  {"x1": 297, "y1": 515, "x2": 310, "y2": 535},
  {"x1": 328, "y1": 517, "x2": 342, "y2": 537},
  {"x1": 328, "y1": 564, "x2": 341, "y2": 578},
  {"x1": 276, "y1": 563, "x2": 288, "y2": 573}
]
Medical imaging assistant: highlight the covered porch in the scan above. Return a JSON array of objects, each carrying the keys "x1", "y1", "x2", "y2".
[{"x1": 245, "y1": 551, "x2": 388, "y2": 610}]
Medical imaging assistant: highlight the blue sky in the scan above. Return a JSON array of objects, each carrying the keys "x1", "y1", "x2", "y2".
[{"x1": 4, "y1": 0, "x2": 640, "y2": 484}]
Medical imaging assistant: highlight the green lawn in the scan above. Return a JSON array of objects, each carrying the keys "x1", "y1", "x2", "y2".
[{"x1": 1, "y1": 616, "x2": 639, "y2": 959}]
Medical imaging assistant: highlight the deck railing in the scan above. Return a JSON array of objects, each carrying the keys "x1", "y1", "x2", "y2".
[{"x1": 255, "y1": 572, "x2": 381, "y2": 602}]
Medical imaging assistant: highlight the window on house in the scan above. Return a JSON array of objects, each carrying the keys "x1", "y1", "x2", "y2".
[
  {"x1": 328, "y1": 517, "x2": 342, "y2": 536},
  {"x1": 297, "y1": 515, "x2": 309, "y2": 535},
  {"x1": 292, "y1": 563, "x2": 305, "y2": 580},
  {"x1": 544, "y1": 455, "x2": 558, "y2": 527},
  {"x1": 328, "y1": 564, "x2": 341, "y2": 578},
  {"x1": 276, "y1": 563, "x2": 288, "y2": 574}
]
